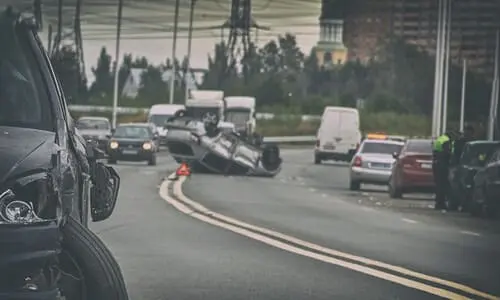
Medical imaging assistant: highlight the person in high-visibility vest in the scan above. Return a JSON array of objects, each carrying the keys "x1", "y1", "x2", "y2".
[{"x1": 432, "y1": 129, "x2": 460, "y2": 210}]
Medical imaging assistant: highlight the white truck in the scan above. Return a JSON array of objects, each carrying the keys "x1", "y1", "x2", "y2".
[
  {"x1": 224, "y1": 96, "x2": 257, "y2": 136},
  {"x1": 147, "y1": 104, "x2": 185, "y2": 144},
  {"x1": 185, "y1": 90, "x2": 235, "y2": 132}
]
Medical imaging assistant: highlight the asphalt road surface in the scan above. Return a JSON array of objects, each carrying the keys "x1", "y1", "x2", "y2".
[{"x1": 91, "y1": 149, "x2": 500, "y2": 300}]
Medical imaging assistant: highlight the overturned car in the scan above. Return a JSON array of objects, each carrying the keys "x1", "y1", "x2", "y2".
[{"x1": 164, "y1": 110, "x2": 282, "y2": 177}]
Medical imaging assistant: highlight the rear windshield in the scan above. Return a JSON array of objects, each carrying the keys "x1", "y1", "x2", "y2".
[
  {"x1": 406, "y1": 140, "x2": 432, "y2": 154},
  {"x1": 361, "y1": 142, "x2": 403, "y2": 155},
  {"x1": 461, "y1": 143, "x2": 500, "y2": 167}
]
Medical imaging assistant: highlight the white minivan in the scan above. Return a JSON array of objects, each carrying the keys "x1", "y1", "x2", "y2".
[{"x1": 314, "y1": 106, "x2": 362, "y2": 164}]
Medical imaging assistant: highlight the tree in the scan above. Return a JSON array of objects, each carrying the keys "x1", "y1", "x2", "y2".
[
  {"x1": 89, "y1": 47, "x2": 113, "y2": 101},
  {"x1": 136, "y1": 65, "x2": 168, "y2": 106},
  {"x1": 50, "y1": 46, "x2": 87, "y2": 104}
]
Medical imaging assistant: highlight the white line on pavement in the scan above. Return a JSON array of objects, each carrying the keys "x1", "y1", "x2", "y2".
[
  {"x1": 460, "y1": 231, "x2": 481, "y2": 237},
  {"x1": 401, "y1": 218, "x2": 418, "y2": 224}
]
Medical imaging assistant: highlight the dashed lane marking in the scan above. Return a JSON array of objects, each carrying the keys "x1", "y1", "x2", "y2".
[
  {"x1": 402, "y1": 218, "x2": 418, "y2": 224},
  {"x1": 158, "y1": 175, "x2": 499, "y2": 300},
  {"x1": 460, "y1": 231, "x2": 481, "y2": 237}
]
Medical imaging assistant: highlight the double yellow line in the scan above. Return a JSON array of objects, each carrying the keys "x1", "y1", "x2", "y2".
[{"x1": 159, "y1": 175, "x2": 499, "y2": 300}]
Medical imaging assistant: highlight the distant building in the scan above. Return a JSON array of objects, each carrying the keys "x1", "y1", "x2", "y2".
[
  {"x1": 313, "y1": 0, "x2": 349, "y2": 69},
  {"x1": 121, "y1": 67, "x2": 203, "y2": 99},
  {"x1": 339, "y1": 0, "x2": 500, "y2": 75}
]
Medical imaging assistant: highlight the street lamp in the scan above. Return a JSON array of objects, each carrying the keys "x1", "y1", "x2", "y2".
[
  {"x1": 168, "y1": 0, "x2": 180, "y2": 104},
  {"x1": 111, "y1": 0, "x2": 123, "y2": 129},
  {"x1": 184, "y1": 0, "x2": 197, "y2": 103}
]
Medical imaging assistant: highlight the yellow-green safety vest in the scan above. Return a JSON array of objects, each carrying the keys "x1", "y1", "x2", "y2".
[{"x1": 433, "y1": 135, "x2": 450, "y2": 152}]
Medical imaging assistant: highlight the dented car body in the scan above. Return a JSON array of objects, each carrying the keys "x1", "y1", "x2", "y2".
[
  {"x1": 0, "y1": 7, "x2": 127, "y2": 300},
  {"x1": 164, "y1": 113, "x2": 282, "y2": 177}
]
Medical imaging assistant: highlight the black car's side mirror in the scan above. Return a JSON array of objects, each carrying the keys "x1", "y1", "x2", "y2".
[
  {"x1": 392, "y1": 152, "x2": 399, "y2": 159},
  {"x1": 90, "y1": 163, "x2": 120, "y2": 222}
]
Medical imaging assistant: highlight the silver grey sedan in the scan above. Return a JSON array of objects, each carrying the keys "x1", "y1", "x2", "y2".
[{"x1": 349, "y1": 139, "x2": 405, "y2": 190}]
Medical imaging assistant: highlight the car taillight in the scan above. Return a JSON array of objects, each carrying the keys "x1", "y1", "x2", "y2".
[
  {"x1": 353, "y1": 156, "x2": 362, "y2": 167},
  {"x1": 316, "y1": 140, "x2": 320, "y2": 147}
]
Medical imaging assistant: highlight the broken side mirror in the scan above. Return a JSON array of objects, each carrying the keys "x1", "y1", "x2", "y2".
[{"x1": 90, "y1": 162, "x2": 120, "y2": 222}]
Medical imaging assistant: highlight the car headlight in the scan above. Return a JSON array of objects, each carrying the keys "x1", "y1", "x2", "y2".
[
  {"x1": 0, "y1": 173, "x2": 56, "y2": 224},
  {"x1": 142, "y1": 142, "x2": 153, "y2": 150},
  {"x1": 110, "y1": 141, "x2": 119, "y2": 149}
]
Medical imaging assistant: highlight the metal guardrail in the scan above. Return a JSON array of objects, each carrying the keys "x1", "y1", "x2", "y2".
[{"x1": 68, "y1": 105, "x2": 321, "y2": 121}]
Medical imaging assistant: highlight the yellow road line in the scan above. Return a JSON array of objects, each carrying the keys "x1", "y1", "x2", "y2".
[{"x1": 161, "y1": 175, "x2": 499, "y2": 300}]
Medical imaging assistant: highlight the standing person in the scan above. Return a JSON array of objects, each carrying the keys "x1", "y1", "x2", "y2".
[
  {"x1": 453, "y1": 125, "x2": 475, "y2": 163},
  {"x1": 432, "y1": 130, "x2": 459, "y2": 210}
]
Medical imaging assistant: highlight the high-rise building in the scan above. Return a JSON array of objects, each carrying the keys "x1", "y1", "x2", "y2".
[{"x1": 329, "y1": 0, "x2": 500, "y2": 75}]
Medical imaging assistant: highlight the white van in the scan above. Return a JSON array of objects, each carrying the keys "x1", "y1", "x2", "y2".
[
  {"x1": 147, "y1": 104, "x2": 185, "y2": 144},
  {"x1": 314, "y1": 106, "x2": 362, "y2": 164},
  {"x1": 224, "y1": 96, "x2": 256, "y2": 135}
]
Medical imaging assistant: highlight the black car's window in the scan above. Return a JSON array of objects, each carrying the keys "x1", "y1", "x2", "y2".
[
  {"x1": 405, "y1": 140, "x2": 432, "y2": 153},
  {"x1": 114, "y1": 126, "x2": 151, "y2": 138},
  {"x1": 76, "y1": 119, "x2": 110, "y2": 130},
  {"x1": 361, "y1": 142, "x2": 403, "y2": 155},
  {"x1": 0, "y1": 15, "x2": 53, "y2": 131},
  {"x1": 461, "y1": 143, "x2": 500, "y2": 167}
]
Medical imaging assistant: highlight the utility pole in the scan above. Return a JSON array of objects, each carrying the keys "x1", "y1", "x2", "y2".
[
  {"x1": 184, "y1": 0, "x2": 197, "y2": 103},
  {"x1": 488, "y1": 30, "x2": 500, "y2": 140},
  {"x1": 111, "y1": 0, "x2": 123, "y2": 129},
  {"x1": 169, "y1": 0, "x2": 180, "y2": 104},
  {"x1": 432, "y1": 0, "x2": 445, "y2": 137},
  {"x1": 459, "y1": 59, "x2": 467, "y2": 131},
  {"x1": 441, "y1": 0, "x2": 452, "y2": 133}
]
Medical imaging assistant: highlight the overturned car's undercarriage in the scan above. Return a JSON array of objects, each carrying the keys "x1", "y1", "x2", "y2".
[{"x1": 164, "y1": 111, "x2": 282, "y2": 177}]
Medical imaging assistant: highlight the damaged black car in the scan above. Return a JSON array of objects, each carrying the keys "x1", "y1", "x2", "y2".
[{"x1": 0, "y1": 7, "x2": 128, "y2": 300}]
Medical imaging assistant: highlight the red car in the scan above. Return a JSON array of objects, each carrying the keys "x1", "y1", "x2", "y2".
[{"x1": 388, "y1": 139, "x2": 434, "y2": 198}]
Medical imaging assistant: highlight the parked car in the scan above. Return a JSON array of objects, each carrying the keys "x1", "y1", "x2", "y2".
[
  {"x1": 470, "y1": 147, "x2": 500, "y2": 218},
  {"x1": 349, "y1": 139, "x2": 404, "y2": 190},
  {"x1": 107, "y1": 123, "x2": 158, "y2": 165},
  {"x1": 388, "y1": 139, "x2": 434, "y2": 198},
  {"x1": 448, "y1": 141, "x2": 500, "y2": 211}
]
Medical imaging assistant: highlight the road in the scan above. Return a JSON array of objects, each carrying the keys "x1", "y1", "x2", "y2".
[{"x1": 91, "y1": 149, "x2": 500, "y2": 300}]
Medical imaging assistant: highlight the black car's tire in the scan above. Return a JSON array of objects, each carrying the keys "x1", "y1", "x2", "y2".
[
  {"x1": 61, "y1": 217, "x2": 129, "y2": 300},
  {"x1": 148, "y1": 154, "x2": 157, "y2": 166}
]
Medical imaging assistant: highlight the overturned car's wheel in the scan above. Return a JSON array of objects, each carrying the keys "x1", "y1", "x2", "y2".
[
  {"x1": 61, "y1": 217, "x2": 129, "y2": 300},
  {"x1": 261, "y1": 144, "x2": 282, "y2": 173}
]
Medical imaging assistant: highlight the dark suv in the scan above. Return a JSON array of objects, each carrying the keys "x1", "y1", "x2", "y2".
[{"x1": 0, "y1": 7, "x2": 128, "y2": 300}]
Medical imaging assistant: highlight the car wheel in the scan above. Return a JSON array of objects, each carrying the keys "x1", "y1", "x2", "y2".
[
  {"x1": 61, "y1": 216, "x2": 129, "y2": 300},
  {"x1": 148, "y1": 154, "x2": 157, "y2": 166},
  {"x1": 349, "y1": 180, "x2": 361, "y2": 191},
  {"x1": 388, "y1": 180, "x2": 402, "y2": 199},
  {"x1": 314, "y1": 155, "x2": 321, "y2": 164}
]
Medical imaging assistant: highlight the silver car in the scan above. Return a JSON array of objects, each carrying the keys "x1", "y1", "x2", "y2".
[
  {"x1": 164, "y1": 112, "x2": 282, "y2": 177},
  {"x1": 349, "y1": 139, "x2": 405, "y2": 190}
]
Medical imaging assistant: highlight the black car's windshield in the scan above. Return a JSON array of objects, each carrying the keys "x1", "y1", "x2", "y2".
[
  {"x1": 0, "y1": 13, "x2": 53, "y2": 131},
  {"x1": 361, "y1": 142, "x2": 403, "y2": 154},
  {"x1": 406, "y1": 140, "x2": 432, "y2": 154},
  {"x1": 114, "y1": 126, "x2": 151, "y2": 139},
  {"x1": 149, "y1": 114, "x2": 172, "y2": 127},
  {"x1": 461, "y1": 143, "x2": 500, "y2": 167},
  {"x1": 76, "y1": 119, "x2": 110, "y2": 130}
]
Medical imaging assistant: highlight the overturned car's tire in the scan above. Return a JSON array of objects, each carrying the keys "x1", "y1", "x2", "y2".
[
  {"x1": 261, "y1": 144, "x2": 282, "y2": 173},
  {"x1": 62, "y1": 217, "x2": 129, "y2": 300}
]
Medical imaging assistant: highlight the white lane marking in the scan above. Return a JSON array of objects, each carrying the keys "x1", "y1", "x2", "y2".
[
  {"x1": 402, "y1": 218, "x2": 418, "y2": 224},
  {"x1": 159, "y1": 175, "x2": 499, "y2": 300},
  {"x1": 159, "y1": 179, "x2": 483, "y2": 300},
  {"x1": 460, "y1": 231, "x2": 481, "y2": 237},
  {"x1": 308, "y1": 188, "x2": 316, "y2": 192},
  {"x1": 321, "y1": 193, "x2": 328, "y2": 198},
  {"x1": 361, "y1": 207, "x2": 374, "y2": 212}
]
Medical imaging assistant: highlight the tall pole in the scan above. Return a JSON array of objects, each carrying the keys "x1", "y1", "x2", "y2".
[
  {"x1": 488, "y1": 30, "x2": 500, "y2": 140},
  {"x1": 441, "y1": 0, "x2": 452, "y2": 133},
  {"x1": 432, "y1": 0, "x2": 444, "y2": 137},
  {"x1": 169, "y1": 0, "x2": 180, "y2": 104},
  {"x1": 459, "y1": 59, "x2": 467, "y2": 131},
  {"x1": 111, "y1": 0, "x2": 123, "y2": 129},
  {"x1": 184, "y1": 0, "x2": 197, "y2": 103}
]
